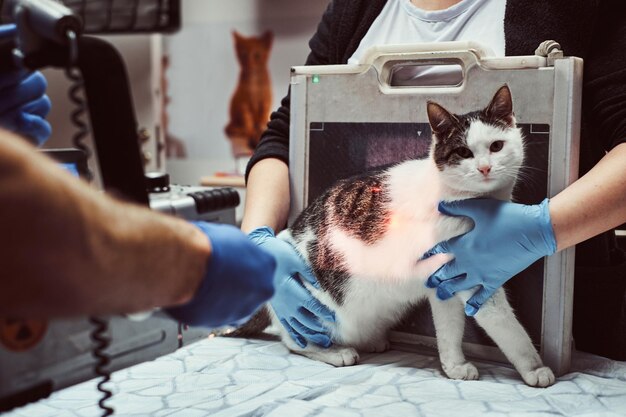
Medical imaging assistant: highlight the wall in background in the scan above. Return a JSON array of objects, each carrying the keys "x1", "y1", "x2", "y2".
[{"x1": 164, "y1": 0, "x2": 330, "y2": 184}]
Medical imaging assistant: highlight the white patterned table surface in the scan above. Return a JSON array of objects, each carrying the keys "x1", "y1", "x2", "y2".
[{"x1": 5, "y1": 336, "x2": 626, "y2": 417}]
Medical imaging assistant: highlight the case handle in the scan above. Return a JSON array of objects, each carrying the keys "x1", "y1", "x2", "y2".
[
  {"x1": 361, "y1": 42, "x2": 494, "y2": 91},
  {"x1": 384, "y1": 59, "x2": 465, "y2": 87}
]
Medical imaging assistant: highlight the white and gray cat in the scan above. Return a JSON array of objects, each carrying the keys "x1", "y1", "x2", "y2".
[{"x1": 236, "y1": 85, "x2": 555, "y2": 388}]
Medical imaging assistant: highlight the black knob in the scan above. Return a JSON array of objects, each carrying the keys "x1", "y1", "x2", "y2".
[
  {"x1": 187, "y1": 188, "x2": 240, "y2": 213},
  {"x1": 145, "y1": 172, "x2": 170, "y2": 193}
]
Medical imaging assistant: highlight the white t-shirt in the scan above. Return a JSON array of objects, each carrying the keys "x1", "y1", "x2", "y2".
[{"x1": 348, "y1": 0, "x2": 506, "y2": 66}]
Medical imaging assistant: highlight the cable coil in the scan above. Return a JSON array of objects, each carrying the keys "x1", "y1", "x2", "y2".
[{"x1": 89, "y1": 316, "x2": 114, "y2": 416}]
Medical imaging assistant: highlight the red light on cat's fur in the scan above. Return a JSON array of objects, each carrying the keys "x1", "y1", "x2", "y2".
[{"x1": 388, "y1": 213, "x2": 401, "y2": 229}]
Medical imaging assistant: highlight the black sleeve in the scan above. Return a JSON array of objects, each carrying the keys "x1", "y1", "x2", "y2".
[
  {"x1": 245, "y1": 1, "x2": 339, "y2": 182},
  {"x1": 583, "y1": 1, "x2": 626, "y2": 152}
]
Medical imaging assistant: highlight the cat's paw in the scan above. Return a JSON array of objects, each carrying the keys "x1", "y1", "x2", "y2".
[
  {"x1": 443, "y1": 362, "x2": 480, "y2": 381},
  {"x1": 521, "y1": 366, "x2": 555, "y2": 388},
  {"x1": 295, "y1": 345, "x2": 360, "y2": 367},
  {"x1": 316, "y1": 347, "x2": 360, "y2": 367},
  {"x1": 360, "y1": 339, "x2": 390, "y2": 353}
]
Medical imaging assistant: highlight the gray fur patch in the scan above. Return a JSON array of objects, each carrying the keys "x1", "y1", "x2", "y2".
[
  {"x1": 432, "y1": 121, "x2": 471, "y2": 170},
  {"x1": 429, "y1": 85, "x2": 515, "y2": 171},
  {"x1": 327, "y1": 174, "x2": 390, "y2": 244},
  {"x1": 228, "y1": 306, "x2": 271, "y2": 337},
  {"x1": 290, "y1": 172, "x2": 390, "y2": 305}
]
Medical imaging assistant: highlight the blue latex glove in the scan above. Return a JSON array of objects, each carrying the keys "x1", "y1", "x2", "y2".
[
  {"x1": 0, "y1": 24, "x2": 51, "y2": 145},
  {"x1": 425, "y1": 198, "x2": 556, "y2": 316},
  {"x1": 248, "y1": 226, "x2": 335, "y2": 348},
  {"x1": 165, "y1": 222, "x2": 276, "y2": 328}
]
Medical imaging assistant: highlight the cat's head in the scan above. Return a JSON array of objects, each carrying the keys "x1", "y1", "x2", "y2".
[
  {"x1": 232, "y1": 30, "x2": 273, "y2": 67},
  {"x1": 427, "y1": 85, "x2": 524, "y2": 196}
]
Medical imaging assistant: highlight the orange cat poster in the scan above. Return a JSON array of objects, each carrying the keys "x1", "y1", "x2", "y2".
[{"x1": 224, "y1": 31, "x2": 274, "y2": 158}]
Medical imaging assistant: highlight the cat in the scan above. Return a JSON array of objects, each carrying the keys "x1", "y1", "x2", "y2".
[
  {"x1": 224, "y1": 30, "x2": 273, "y2": 157},
  {"x1": 234, "y1": 85, "x2": 556, "y2": 388}
]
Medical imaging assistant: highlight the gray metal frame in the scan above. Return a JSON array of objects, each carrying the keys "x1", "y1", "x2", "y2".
[{"x1": 289, "y1": 42, "x2": 582, "y2": 376}]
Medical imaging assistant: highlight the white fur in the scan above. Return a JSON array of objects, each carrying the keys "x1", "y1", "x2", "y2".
[
  {"x1": 273, "y1": 116, "x2": 555, "y2": 387},
  {"x1": 440, "y1": 119, "x2": 525, "y2": 199}
]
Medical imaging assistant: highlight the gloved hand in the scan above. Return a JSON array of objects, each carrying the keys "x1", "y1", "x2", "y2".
[
  {"x1": 248, "y1": 226, "x2": 335, "y2": 348},
  {"x1": 165, "y1": 222, "x2": 276, "y2": 328},
  {"x1": 425, "y1": 198, "x2": 556, "y2": 316},
  {"x1": 0, "y1": 24, "x2": 52, "y2": 145}
]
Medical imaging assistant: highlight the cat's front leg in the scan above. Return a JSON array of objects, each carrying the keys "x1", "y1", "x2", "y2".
[
  {"x1": 283, "y1": 336, "x2": 360, "y2": 367},
  {"x1": 270, "y1": 311, "x2": 359, "y2": 367},
  {"x1": 469, "y1": 288, "x2": 556, "y2": 387},
  {"x1": 428, "y1": 292, "x2": 479, "y2": 381}
]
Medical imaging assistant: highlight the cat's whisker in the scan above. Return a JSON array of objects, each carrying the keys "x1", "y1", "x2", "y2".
[{"x1": 516, "y1": 165, "x2": 546, "y2": 173}]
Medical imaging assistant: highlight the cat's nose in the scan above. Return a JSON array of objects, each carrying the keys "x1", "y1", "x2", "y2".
[{"x1": 478, "y1": 166, "x2": 491, "y2": 176}]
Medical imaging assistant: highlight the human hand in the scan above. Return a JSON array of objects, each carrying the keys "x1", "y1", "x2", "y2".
[
  {"x1": 425, "y1": 198, "x2": 556, "y2": 316},
  {"x1": 248, "y1": 226, "x2": 335, "y2": 348},
  {"x1": 165, "y1": 222, "x2": 276, "y2": 328},
  {"x1": 0, "y1": 24, "x2": 51, "y2": 145}
]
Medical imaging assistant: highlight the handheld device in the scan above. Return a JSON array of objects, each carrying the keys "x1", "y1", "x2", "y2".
[
  {"x1": 1, "y1": 0, "x2": 83, "y2": 69},
  {"x1": 147, "y1": 172, "x2": 240, "y2": 224}
]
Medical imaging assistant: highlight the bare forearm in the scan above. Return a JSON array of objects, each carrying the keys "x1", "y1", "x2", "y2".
[
  {"x1": 550, "y1": 142, "x2": 626, "y2": 251},
  {"x1": 241, "y1": 158, "x2": 291, "y2": 233},
  {"x1": 0, "y1": 131, "x2": 209, "y2": 318}
]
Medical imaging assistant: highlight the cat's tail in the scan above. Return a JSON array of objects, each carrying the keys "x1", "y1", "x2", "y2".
[{"x1": 226, "y1": 305, "x2": 271, "y2": 338}]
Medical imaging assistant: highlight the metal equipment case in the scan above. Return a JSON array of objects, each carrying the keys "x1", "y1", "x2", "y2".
[{"x1": 288, "y1": 42, "x2": 582, "y2": 375}]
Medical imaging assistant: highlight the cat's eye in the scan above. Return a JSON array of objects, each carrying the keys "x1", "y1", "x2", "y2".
[
  {"x1": 490, "y1": 140, "x2": 504, "y2": 152},
  {"x1": 454, "y1": 147, "x2": 473, "y2": 159}
]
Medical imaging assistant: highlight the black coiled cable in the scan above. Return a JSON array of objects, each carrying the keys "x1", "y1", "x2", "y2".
[
  {"x1": 89, "y1": 316, "x2": 114, "y2": 416},
  {"x1": 65, "y1": 30, "x2": 113, "y2": 417},
  {"x1": 65, "y1": 65, "x2": 94, "y2": 181}
]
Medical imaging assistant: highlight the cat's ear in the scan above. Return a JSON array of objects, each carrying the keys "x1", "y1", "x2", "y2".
[
  {"x1": 260, "y1": 31, "x2": 274, "y2": 49},
  {"x1": 232, "y1": 30, "x2": 244, "y2": 43},
  {"x1": 427, "y1": 101, "x2": 459, "y2": 141},
  {"x1": 485, "y1": 85, "x2": 515, "y2": 127}
]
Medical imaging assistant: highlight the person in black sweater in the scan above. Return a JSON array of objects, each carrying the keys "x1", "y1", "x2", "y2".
[{"x1": 243, "y1": 0, "x2": 626, "y2": 359}]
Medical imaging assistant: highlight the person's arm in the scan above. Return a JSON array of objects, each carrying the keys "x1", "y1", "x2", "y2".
[
  {"x1": 425, "y1": 143, "x2": 626, "y2": 315},
  {"x1": 239, "y1": 2, "x2": 342, "y2": 347},
  {"x1": 242, "y1": 158, "x2": 335, "y2": 348},
  {"x1": 241, "y1": 158, "x2": 290, "y2": 233},
  {"x1": 550, "y1": 142, "x2": 626, "y2": 251},
  {"x1": 0, "y1": 131, "x2": 209, "y2": 317},
  {"x1": 242, "y1": 0, "x2": 339, "y2": 217},
  {"x1": 0, "y1": 131, "x2": 275, "y2": 322}
]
